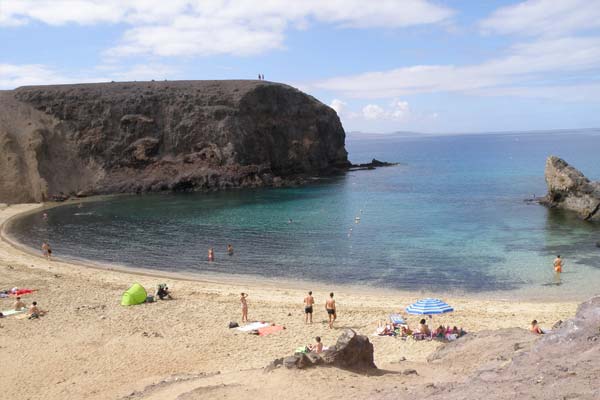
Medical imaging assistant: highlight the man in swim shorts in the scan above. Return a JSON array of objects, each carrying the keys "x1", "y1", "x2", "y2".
[
  {"x1": 28, "y1": 301, "x2": 40, "y2": 319},
  {"x1": 553, "y1": 255, "x2": 563, "y2": 273},
  {"x1": 326, "y1": 292, "x2": 336, "y2": 329},
  {"x1": 304, "y1": 291, "x2": 314, "y2": 324}
]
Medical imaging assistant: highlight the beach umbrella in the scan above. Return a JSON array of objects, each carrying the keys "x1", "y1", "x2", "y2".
[{"x1": 405, "y1": 298, "x2": 453, "y2": 315}]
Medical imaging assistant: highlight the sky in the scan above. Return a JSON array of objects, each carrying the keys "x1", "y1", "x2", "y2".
[{"x1": 2, "y1": 0, "x2": 600, "y2": 134}]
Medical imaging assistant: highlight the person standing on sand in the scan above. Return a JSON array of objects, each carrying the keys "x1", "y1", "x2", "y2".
[
  {"x1": 41, "y1": 242, "x2": 52, "y2": 259},
  {"x1": 554, "y1": 255, "x2": 563, "y2": 273},
  {"x1": 208, "y1": 247, "x2": 215, "y2": 262},
  {"x1": 326, "y1": 292, "x2": 336, "y2": 329},
  {"x1": 304, "y1": 291, "x2": 314, "y2": 324},
  {"x1": 240, "y1": 293, "x2": 249, "y2": 322}
]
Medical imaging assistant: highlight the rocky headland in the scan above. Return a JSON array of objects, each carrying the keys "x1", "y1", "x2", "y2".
[
  {"x1": 0, "y1": 80, "x2": 351, "y2": 203},
  {"x1": 540, "y1": 156, "x2": 600, "y2": 221}
]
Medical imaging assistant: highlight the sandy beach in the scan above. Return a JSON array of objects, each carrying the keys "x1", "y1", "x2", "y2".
[{"x1": 0, "y1": 203, "x2": 580, "y2": 399}]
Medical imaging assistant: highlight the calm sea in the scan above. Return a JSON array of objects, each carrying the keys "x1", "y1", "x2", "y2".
[{"x1": 8, "y1": 130, "x2": 600, "y2": 299}]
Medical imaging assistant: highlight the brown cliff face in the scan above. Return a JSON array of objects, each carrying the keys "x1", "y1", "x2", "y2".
[
  {"x1": 540, "y1": 156, "x2": 600, "y2": 221},
  {"x1": 0, "y1": 80, "x2": 349, "y2": 203}
]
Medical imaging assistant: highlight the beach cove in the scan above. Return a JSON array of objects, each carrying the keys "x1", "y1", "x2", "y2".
[{"x1": 0, "y1": 203, "x2": 581, "y2": 399}]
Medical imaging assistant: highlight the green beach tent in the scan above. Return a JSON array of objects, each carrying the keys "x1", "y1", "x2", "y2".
[{"x1": 121, "y1": 283, "x2": 147, "y2": 306}]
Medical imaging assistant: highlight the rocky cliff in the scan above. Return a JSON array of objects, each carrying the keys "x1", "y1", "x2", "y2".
[
  {"x1": 540, "y1": 156, "x2": 600, "y2": 221},
  {"x1": 0, "y1": 80, "x2": 349, "y2": 203}
]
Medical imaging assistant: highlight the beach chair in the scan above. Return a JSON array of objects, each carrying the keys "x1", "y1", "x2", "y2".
[{"x1": 389, "y1": 314, "x2": 406, "y2": 326}]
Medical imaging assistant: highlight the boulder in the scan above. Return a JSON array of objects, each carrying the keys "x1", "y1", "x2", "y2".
[
  {"x1": 270, "y1": 329, "x2": 376, "y2": 372},
  {"x1": 540, "y1": 156, "x2": 600, "y2": 221}
]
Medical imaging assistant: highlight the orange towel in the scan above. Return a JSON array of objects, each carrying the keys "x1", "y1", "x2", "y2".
[{"x1": 257, "y1": 325, "x2": 284, "y2": 336}]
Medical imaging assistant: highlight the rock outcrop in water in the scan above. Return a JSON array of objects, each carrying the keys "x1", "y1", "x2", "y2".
[
  {"x1": 540, "y1": 156, "x2": 600, "y2": 221},
  {"x1": 0, "y1": 80, "x2": 350, "y2": 203}
]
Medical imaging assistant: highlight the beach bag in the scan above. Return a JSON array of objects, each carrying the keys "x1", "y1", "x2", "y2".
[{"x1": 228, "y1": 321, "x2": 239, "y2": 329}]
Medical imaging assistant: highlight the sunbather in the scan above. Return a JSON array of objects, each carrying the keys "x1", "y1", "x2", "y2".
[
  {"x1": 13, "y1": 296, "x2": 26, "y2": 311},
  {"x1": 400, "y1": 325, "x2": 413, "y2": 336},
  {"x1": 418, "y1": 319, "x2": 431, "y2": 335},
  {"x1": 434, "y1": 325, "x2": 445, "y2": 338},
  {"x1": 28, "y1": 301, "x2": 40, "y2": 319}
]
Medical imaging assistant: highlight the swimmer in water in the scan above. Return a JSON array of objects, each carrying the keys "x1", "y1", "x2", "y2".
[
  {"x1": 208, "y1": 247, "x2": 215, "y2": 262},
  {"x1": 288, "y1": 218, "x2": 293, "y2": 224},
  {"x1": 42, "y1": 213, "x2": 48, "y2": 220},
  {"x1": 227, "y1": 244, "x2": 234, "y2": 256}
]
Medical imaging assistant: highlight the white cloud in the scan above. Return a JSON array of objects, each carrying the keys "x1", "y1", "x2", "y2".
[
  {"x1": 360, "y1": 100, "x2": 411, "y2": 120},
  {"x1": 480, "y1": 0, "x2": 600, "y2": 37},
  {"x1": 389, "y1": 99, "x2": 409, "y2": 118},
  {"x1": 0, "y1": 63, "x2": 181, "y2": 89},
  {"x1": 329, "y1": 98, "x2": 347, "y2": 115},
  {"x1": 0, "y1": 64, "x2": 71, "y2": 88},
  {"x1": 362, "y1": 104, "x2": 385, "y2": 120},
  {"x1": 313, "y1": 36, "x2": 600, "y2": 99},
  {"x1": 0, "y1": 0, "x2": 454, "y2": 57}
]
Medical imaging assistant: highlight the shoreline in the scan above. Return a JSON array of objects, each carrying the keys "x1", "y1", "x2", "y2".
[
  {"x1": 0, "y1": 200, "x2": 591, "y2": 302},
  {"x1": 0, "y1": 202, "x2": 584, "y2": 400}
]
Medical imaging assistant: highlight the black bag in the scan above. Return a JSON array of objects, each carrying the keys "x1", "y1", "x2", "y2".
[{"x1": 228, "y1": 321, "x2": 239, "y2": 329}]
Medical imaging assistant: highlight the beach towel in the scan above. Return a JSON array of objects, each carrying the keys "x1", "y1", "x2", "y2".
[
  {"x1": 236, "y1": 322, "x2": 270, "y2": 332},
  {"x1": 1, "y1": 309, "x2": 26, "y2": 317},
  {"x1": 9, "y1": 289, "x2": 36, "y2": 297},
  {"x1": 258, "y1": 325, "x2": 284, "y2": 336},
  {"x1": 390, "y1": 314, "x2": 405, "y2": 325}
]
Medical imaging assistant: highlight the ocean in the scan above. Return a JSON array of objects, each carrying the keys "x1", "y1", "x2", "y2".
[{"x1": 8, "y1": 130, "x2": 600, "y2": 299}]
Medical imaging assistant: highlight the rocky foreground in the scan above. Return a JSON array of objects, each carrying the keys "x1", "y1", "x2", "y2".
[
  {"x1": 0, "y1": 80, "x2": 350, "y2": 203},
  {"x1": 541, "y1": 156, "x2": 600, "y2": 221}
]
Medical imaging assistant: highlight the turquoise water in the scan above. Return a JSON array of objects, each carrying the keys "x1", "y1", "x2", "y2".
[{"x1": 9, "y1": 130, "x2": 600, "y2": 298}]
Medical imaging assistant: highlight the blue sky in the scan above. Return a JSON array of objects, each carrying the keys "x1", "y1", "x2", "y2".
[{"x1": 2, "y1": 0, "x2": 600, "y2": 133}]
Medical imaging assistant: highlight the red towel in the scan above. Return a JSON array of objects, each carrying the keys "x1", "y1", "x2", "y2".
[{"x1": 10, "y1": 289, "x2": 36, "y2": 296}]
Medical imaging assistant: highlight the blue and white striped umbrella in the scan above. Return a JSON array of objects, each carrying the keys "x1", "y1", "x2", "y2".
[{"x1": 405, "y1": 298, "x2": 454, "y2": 315}]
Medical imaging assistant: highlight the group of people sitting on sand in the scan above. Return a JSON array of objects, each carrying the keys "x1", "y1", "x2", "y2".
[
  {"x1": 376, "y1": 317, "x2": 467, "y2": 341},
  {"x1": 0, "y1": 296, "x2": 44, "y2": 320}
]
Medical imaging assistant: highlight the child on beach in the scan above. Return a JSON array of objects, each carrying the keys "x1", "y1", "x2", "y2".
[
  {"x1": 531, "y1": 320, "x2": 544, "y2": 334},
  {"x1": 308, "y1": 336, "x2": 323, "y2": 354}
]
